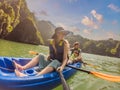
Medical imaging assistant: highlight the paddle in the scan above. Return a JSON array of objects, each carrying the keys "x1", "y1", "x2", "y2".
[
  {"x1": 57, "y1": 71, "x2": 70, "y2": 90},
  {"x1": 29, "y1": 51, "x2": 39, "y2": 55},
  {"x1": 29, "y1": 51, "x2": 120, "y2": 82},
  {"x1": 82, "y1": 62, "x2": 100, "y2": 69},
  {"x1": 67, "y1": 65, "x2": 120, "y2": 82}
]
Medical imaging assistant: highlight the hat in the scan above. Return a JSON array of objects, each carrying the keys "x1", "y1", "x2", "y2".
[
  {"x1": 52, "y1": 27, "x2": 70, "y2": 38},
  {"x1": 74, "y1": 42, "x2": 80, "y2": 46}
]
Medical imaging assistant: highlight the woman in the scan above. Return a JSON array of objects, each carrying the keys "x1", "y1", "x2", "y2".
[{"x1": 14, "y1": 27, "x2": 70, "y2": 77}]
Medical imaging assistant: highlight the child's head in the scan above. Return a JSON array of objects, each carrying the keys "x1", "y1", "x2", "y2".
[
  {"x1": 73, "y1": 50, "x2": 79, "y2": 57},
  {"x1": 73, "y1": 42, "x2": 80, "y2": 49}
]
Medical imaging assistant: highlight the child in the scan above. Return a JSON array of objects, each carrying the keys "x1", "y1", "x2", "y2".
[{"x1": 67, "y1": 42, "x2": 84, "y2": 64}]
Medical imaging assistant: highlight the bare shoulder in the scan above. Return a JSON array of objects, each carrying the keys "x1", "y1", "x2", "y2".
[
  {"x1": 63, "y1": 39, "x2": 69, "y2": 45},
  {"x1": 63, "y1": 39, "x2": 70, "y2": 49}
]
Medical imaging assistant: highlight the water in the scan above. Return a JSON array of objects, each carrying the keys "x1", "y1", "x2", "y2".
[{"x1": 0, "y1": 39, "x2": 120, "y2": 90}]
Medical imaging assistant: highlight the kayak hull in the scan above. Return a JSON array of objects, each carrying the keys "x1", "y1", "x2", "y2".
[{"x1": 0, "y1": 57, "x2": 81, "y2": 90}]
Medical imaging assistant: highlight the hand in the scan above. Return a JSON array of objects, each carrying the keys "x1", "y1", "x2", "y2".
[
  {"x1": 47, "y1": 55, "x2": 51, "y2": 60},
  {"x1": 67, "y1": 60, "x2": 73, "y2": 64},
  {"x1": 57, "y1": 66, "x2": 64, "y2": 72},
  {"x1": 83, "y1": 62, "x2": 87, "y2": 67}
]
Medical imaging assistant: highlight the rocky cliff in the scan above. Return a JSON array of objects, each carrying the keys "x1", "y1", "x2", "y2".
[{"x1": 0, "y1": 0, "x2": 44, "y2": 44}]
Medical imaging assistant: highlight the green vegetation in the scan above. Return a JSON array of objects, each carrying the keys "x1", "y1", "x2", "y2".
[
  {"x1": 0, "y1": 1, "x2": 15, "y2": 37},
  {"x1": 36, "y1": 30, "x2": 44, "y2": 45},
  {"x1": 66, "y1": 35, "x2": 120, "y2": 58},
  {"x1": 0, "y1": 0, "x2": 44, "y2": 45}
]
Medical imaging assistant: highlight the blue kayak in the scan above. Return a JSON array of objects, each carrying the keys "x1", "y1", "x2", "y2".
[{"x1": 0, "y1": 56, "x2": 81, "y2": 90}]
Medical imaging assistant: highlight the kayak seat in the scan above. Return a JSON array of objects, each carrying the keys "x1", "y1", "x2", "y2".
[
  {"x1": 12, "y1": 58, "x2": 31, "y2": 66},
  {"x1": 0, "y1": 59, "x2": 8, "y2": 73},
  {"x1": 4, "y1": 58, "x2": 15, "y2": 73},
  {"x1": 0, "y1": 58, "x2": 15, "y2": 73},
  {"x1": 19, "y1": 58, "x2": 31, "y2": 66}
]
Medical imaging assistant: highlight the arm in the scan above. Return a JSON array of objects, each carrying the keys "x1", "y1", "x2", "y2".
[
  {"x1": 57, "y1": 40, "x2": 70, "y2": 71},
  {"x1": 75, "y1": 53, "x2": 87, "y2": 65},
  {"x1": 76, "y1": 54, "x2": 82, "y2": 61}
]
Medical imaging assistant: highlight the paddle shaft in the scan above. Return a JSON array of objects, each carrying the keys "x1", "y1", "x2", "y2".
[
  {"x1": 67, "y1": 65, "x2": 91, "y2": 74},
  {"x1": 58, "y1": 71, "x2": 70, "y2": 90}
]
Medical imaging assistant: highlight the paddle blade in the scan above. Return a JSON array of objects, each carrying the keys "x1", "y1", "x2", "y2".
[
  {"x1": 91, "y1": 71, "x2": 120, "y2": 82},
  {"x1": 29, "y1": 51, "x2": 38, "y2": 55}
]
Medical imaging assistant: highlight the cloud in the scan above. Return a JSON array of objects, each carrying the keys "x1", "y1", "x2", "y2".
[
  {"x1": 107, "y1": 32, "x2": 120, "y2": 40},
  {"x1": 91, "y1": 10, "x2": 103, "y2": 23},
  {"x1": 39, "y1": 10, "x2": 48, "y2": 16},
  {"x1": 56, "y1": 23, "x2": 67, "y2": 28},
  {"x1": 108, "y1": 4, "x2": 120, "y2": 13},
  {"x1": 112, "y1": 20, "x2": 118, "y2": 25},
  {"x1": 72, "y1": 27, "x2": 80, "y2": 32},
  {"x1": 83, "y1": 29, "x2": 93, "y2": 35},
  {"x1": 106, "y1": 32, "x2": 116, "y2": 39},
  {"x1": 53, "y1": 2, "x2": 61, "y2": 9},
  {"x1": 56, "y1": 22, "x2": 80, "y2": 34},
  {"x1": 81, "y1": 16, "x2": 98, "y2": 29}
]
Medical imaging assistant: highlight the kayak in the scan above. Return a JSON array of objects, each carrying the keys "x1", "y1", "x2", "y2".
[{"x1": 0, "y1": 56, "x2": 81, "y2": 90}]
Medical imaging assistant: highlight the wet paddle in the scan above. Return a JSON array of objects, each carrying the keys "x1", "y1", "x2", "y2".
[
  {"x1": 67, "y1": 65, "x2": 120, "y2": 82},
  {"x1": 58, "y1": 71, "x2": 70, "y2": 90}
]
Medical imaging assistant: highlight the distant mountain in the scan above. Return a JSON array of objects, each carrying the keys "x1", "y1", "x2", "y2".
[
  {"x1": 0, "y1": 0, "x2": 44, "y2": 44},
  {"x1": 36, "y1": 20, "x2": 55, "y2": 45}
]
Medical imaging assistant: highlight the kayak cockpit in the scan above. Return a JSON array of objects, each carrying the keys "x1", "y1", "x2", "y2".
[{"x1": 0, "y1": 56, "x2": 81, "y2": 90}]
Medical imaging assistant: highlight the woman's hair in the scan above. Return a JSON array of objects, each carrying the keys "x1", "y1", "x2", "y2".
[{"x1": 52, "y1": 38, "x2": 57, "y2": 54}]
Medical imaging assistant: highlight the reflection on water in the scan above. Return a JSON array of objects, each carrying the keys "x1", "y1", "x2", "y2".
[
  {"x1": 0, "y1": 39, "x2": 48, "y2": 58},
  {"x1": 0, "y1": 39, "x2": 120, "y2": 90}
]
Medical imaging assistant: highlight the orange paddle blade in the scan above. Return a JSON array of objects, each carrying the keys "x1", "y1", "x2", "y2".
[
  {"x1": 29, "y1": 51, "x2": 38, "y2": 55},
  {"x1": 91, "y1": 71, "x2": 120, "y2": 82}
]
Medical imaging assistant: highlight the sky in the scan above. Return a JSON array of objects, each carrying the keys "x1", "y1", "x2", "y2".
[{"x1": 26, "y1": 0, "x2": 120, "y2": 41}]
